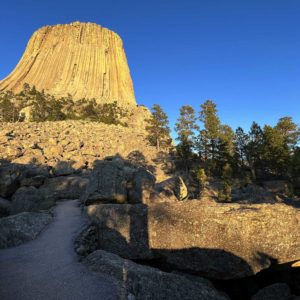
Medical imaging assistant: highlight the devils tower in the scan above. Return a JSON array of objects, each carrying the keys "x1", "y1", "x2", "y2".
[{"x1": 0, "y1": 22, "x2": 136, "y2": 106}]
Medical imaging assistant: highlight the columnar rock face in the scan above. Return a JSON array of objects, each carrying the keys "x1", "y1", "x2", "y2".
[{"x1": 0, "y1": 22, "x2": 136, "y2": 106}]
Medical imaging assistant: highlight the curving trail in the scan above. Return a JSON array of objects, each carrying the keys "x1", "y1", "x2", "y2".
[{"x1": 0, "y1": 200, "x2": 120, "y2": 300}]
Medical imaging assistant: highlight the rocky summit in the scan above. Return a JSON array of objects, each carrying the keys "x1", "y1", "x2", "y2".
[{"x1": 0, "y1": 22, "x2": 136, "y2": 105}]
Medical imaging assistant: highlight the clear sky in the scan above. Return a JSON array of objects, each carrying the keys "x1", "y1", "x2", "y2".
[{"x1": 0, "y1": 0, "x2": 299, "y2": 134}]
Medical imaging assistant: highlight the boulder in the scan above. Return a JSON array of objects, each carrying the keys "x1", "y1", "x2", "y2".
[
  {"x1": 0, "y1": 164, "x2": 24, "y2": 197},
  {"x1": 0, "y1": 197, "x2": 11, "y2": 217},
  {"x1": 40, "y1": 176, "x2": 89, "y2": 201},
  {"x1": 154, "y1": 176, "x2": 188, "y2": 201},
  {"x1": 87, "y1": 201, "x2": 300, "y2": 279},
  {"x1": 43, "y1": 145, "x2": 64, "y2": 159},
  {"x1": 20, "y1": 175, "x2": 46, "y2": 187},
  {"x1": 0, "y1": 211, "x2": 52, "y2": 248},
  {"x1": 87, "y1": 204, "x2": 152, "y2": 259},
  {"x1": 82, "y1": 159, "x2": 129, "y2": 205},
  {"x1": 83, "y1": 250, "x2": 228, "y2": 300},
  {"x1": 52, "y1": 161, "x2": 75, "y2": 176},
  {"x1": 11, "y1": 186, "x2": 53, "y2": 214},
  {"x1": 127, "y1": 168, "x2": 156, "y2": 204},
  {"x1": 83, "y1": 159, "x2": 155, "y2": 205},
  {"x1": 251, "y1": 283, "x2": 291, "y2": 300},
  {"x1": 12, "y1": 148, "x2": 45, "y2": 165}
]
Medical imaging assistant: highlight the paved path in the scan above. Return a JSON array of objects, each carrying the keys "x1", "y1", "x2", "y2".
[{"x1": 0, "y1": 200, "x2": 120, "y2": 300}]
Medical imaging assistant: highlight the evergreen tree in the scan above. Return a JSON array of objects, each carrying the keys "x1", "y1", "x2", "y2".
[
  {"x1": 175, "y1": 105, "x2": 199, "y2": 171},
  {"x1": 292, "y1": 147, "x2": 300, "y2": 178},
  {"x1": 275, "y1": 117, "x2": 300, "y2": 151},
  {"x1": 198, "y1": 100, "x2": 221, "y2": 160},
  {"x1": 146, "y1": 104, "x2": 171, "y2": 151},
  {"x1": 246, "y1": 122, "x2": 264, "y2": 180},
  {"x1": 234, "y1": 127, "x2": 249, "y2": 173},
  {"x1": 218, "y1": 163, "x2": 233, "y2": 202},
  {"x1": 215, "y1": 125, "x2": 235, "y2": 174},
  {"x1": 262, "y1": 125, "x2": 290, "y2": 177},
  {"x1": 194, "y1": 168, "x2": 208, "y2": 197},
  {"x1": 196, "y1": 129, "x2": 209, "y2": 161}
]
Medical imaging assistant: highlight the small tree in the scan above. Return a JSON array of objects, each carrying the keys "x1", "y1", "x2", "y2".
[
  {"x1": 194, "y1": 168, "x2": 208, "y2": 197},
  {"x1": 146, "y1": 104, "x2": 171, "y2": 151},
  {"x1": 218, "y1": 163, "x2": 233, "y2": 202}
]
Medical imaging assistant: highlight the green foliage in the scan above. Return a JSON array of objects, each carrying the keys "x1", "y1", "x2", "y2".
[
  {"x1": 0, "y1": 85, "x2": 128, "y2": 126},
  {"x1": 218, "y1": 163, "x2": 233, "y2": 202},
  {"x1": 146, "y1": 104, "x2": 171, "y2": 151},
  {"x1": 175, "y1": 105, "x2": 199, "y2": 167},
  {"x1": 0, "y1": 98, "x2": 19, "y2": 122},
  {"x1": 261, "y1": 125, "x2": 290, "y2": 177},
  {"x1": 233, "y1": 127, "x2": 249, "y2": 172},
  {"x1": 198, "y1": 100, "x2": 221, "y2": 161},
  {"x1": 193, "y1": 168, "x2": 208, "y2": 197},
  {"x1": 97, "y1": 101, "x2": 128, "y2": 126},
  {"x1": 275, "y1": 116, "x2": 300, "y2": 150},
  {"x1": 292, "y1": 147, "x2": 300, "y2": 177},
  {"x1": 175, "y1": 105, "x2": 199, "y2": 142}
]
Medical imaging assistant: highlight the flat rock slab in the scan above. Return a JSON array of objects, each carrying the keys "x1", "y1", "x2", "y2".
[{"x1": 0, "y1": 200, "x2": 119, "y2": 300}]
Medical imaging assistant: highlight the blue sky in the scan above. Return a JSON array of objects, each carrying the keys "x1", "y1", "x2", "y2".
[{"x1": 0, "y1": 0, "x2": 299, "y2": 134}]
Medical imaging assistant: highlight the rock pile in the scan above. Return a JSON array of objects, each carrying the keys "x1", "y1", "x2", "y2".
[{"x1": 0, "y1": 120, "x2": 168, "y2": 180}]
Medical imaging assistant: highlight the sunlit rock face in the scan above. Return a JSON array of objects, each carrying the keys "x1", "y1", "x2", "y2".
[{"x1": 0, "y1": 22, "x2": 136, "y2": 106}]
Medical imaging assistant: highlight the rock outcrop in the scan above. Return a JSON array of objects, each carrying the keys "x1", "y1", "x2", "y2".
[
  {"x1": 87, "y1": 201, "x2": 300, "y2": 279},
  {"x1": 0, "y1": 211, "x2": 52, "y2": 248},
  {"x1": 83, "y1": 249, "x2": 228, "y2": 300},
  {"x1": 0, "y1": 22, "x2": 136, "y2": 106}
]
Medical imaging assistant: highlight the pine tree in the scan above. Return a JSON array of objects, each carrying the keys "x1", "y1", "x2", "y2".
[
  {"x1": 199, "y1": 100, "x2": 221, "y2": 161},
  {"x1": 175, "y1": 105, "x2": 199, "y2": 171},
  {"x1": 218, "y1": 163, "x2": 233, "y2": 202},
  {"x1": 234, "y1": 127, "x2": 249, "y2": 173},
  {"x1": 246, "y1": 122, "x2": 264, "y2": 180},
  {"x1": 262, "y1": 125, "x2": 290, "y2": 177},
  {"x1": 146, "y1": 104, "x2": 171, "y2": 151},
  {"x1": 215, "y1": 125, "x2": 235, "y2": 175},
  {"x1": 275, "y1": 117, "x2": 300, "y2": 151},
  {"x1": 194, "y1": 168, "x2": 208, "y2": 197}
]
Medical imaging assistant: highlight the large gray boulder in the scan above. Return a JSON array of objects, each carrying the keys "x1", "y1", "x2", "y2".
[
  {"x1": 82, "y1": 159, "x2": 129, "y2": 205},
  {"x1": 83, "y1": 249, "x2": 228, "y2": 300},
  {"x1": 0, "y1": 164, "x2": 24, "y2": 197},
  {"x1": 40, "y1": 176, "x2": 89, "y2": 201},
  {"x1": 11, "y1": 186, "x2": 53, "y2": 214},
  {"x1": 153, "y1": 176, "x2": 188, "y2": 202},
  {"x1": 82, "y1": 159, "x2": 155, "y2": 205},
  {"x1": 86, "y1": 204, "x2": 152, "y2": 259},
  {"x1": 87, "y1": 201, "x2": 300, "y2": 279},
  {"x1": 0, "y1": 211, "x2": 52, "y2": 248},
  {"x1": 127, "y1": 168, "x2": 156, "y2": 204}
]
